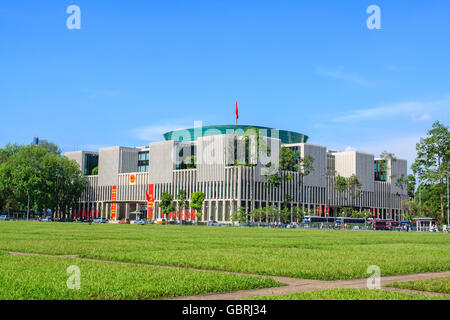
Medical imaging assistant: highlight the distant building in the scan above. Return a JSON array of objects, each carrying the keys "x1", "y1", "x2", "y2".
[
  {"x1": 32, "y1": 137, "x2": 48, "y2": 146},
  {"x1": 63, "y1": 125, "x2": 407, "y2": 222}
]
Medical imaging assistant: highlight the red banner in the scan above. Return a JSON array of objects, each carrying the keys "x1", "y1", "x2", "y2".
[
  {"x1": 146, "y1": 184, "x2": 154, "y2": 220},
  {"x1": 111, "y1": 185, "x2": 117, "y2": 221}
]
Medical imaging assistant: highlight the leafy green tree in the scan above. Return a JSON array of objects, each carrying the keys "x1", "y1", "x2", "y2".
[
  {"x1": 350, "y1": 209, "x2": 370, "y2": 219},
  {"x1": 266, "y1": 147, "x2": 314, "y2": 188},
  {"x1": 38, "y1": 141, "x2": 62, "y2": 155},
  {"x1": 348, "y1": 174, "x2": 362, "y2": 204},
  {"x1": 279, "y1": 147, "x2": 297, "y2": 171},
  {"x1": 412, "y1": 121, "x2": 450, "y2": 222},
  {"x1": 406, "y1": 174, "x2": 416, "y2": 200},
  {"x1": 231, "y1": 206, "x2": 247, "y2": 224},
  {"x1": 334, "y1": 174, "x2": 348, "y2": 200},
  {"x1": 45, "y1": 154, "x2": 87, "y2": 218},
  {"x1": 177, "y1": 189, "x2": 189, "y2": 220},
  {"x1": 264, "y1": 205, "x2": 278, "y2": 223},
  {"x1": 91, "y1": 167, "x2": 99, "y2": 175},
  {"x1": 291, "y1": 206, "x2": 306, "y2": 222},
  {"x1": 333, "y1": 173, "x2": 362, "y2": 207},
  {"x1": 160, "y1": 192, "x2": 175, "y2": 220},
  {"x1": 401, "y1": 200, "x2": 418, "y2": 221},
  {"x1": 361, "y1": 209, "x2": 372, "y2": 220},
  {"x1": 0, "y1": 143, "x2": 22, "y2": 165},
  {"x1": 278, "y1": 207, "x2": 291, "y2": 223},
  {"x1": 4, "y1": 146, "x2": 49, "y2": 218},
  {"x1": 279, "y1": 194, "x2": 293, "y2": 223},
  {"x1": 340, "y1": 207, "x2": 353, "y2": 217},
  {"x1": 249, "y1": 208, "x2": 265, "y2": 223},
  {"x1": 0, "y1": 143, "x2": 86, "y2": 218},
  {"x1": 190, "y1": 191, "x2": 205, "y2": 223},
  {"x1": 416, "y1": 183, "x2": 445, "y2": 220}
]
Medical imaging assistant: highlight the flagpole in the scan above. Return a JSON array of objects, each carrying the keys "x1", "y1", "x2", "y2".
[{"x1": 235, "y1": 100, "x2": 238, "y2": 125}]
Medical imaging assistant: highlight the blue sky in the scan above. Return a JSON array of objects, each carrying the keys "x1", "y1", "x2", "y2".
[{"x1": 1, "y1": 1, "x2": 449, "y2": 168}]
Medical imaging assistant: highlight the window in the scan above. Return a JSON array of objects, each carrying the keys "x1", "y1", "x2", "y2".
[
  {"x1": 175, "y1": 144, "x2": 196, "y2": 170},
  {"x1": 138, "y1": 151, "x2": 149, "y2": 161},
  {"x1": 374, "y1": 160, "x2": 386, "y2": 181},
  {"x1": 84, "y1": 153, "x2": 98, "y2": 175},
  {"x1": 138, "y1": 151, "x2": 149, "y2": 172}
]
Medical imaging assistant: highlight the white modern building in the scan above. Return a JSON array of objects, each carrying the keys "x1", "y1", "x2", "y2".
[{"x1": 63, "y1": 125, "x2": 408, "y2": 222}]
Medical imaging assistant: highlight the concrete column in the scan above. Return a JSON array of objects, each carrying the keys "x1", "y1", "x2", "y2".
[
  {"x1": 222, "y1": 200, "x2": 226, "y2": 222},
  {"x1": 208, "y1": 201, "x2": 212, "y2": 221}
]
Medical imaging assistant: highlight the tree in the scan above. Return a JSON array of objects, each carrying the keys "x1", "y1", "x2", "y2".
[
  {"x1": 264, "y1": 205, "x2": 279, "y2": 223},
  {"x1": 38, "y1": 141, "x2": 62, "y2": 155},
  {"x1": 334, "y1": 174, "x2": 349, "y2": 200},
  {"x1": 177, "y1": 189, "x2": 189, "y2": 220},
  {"x1": 416, "y1": 183, "x2": 444, "y2": 220},
  {"x1": 401, "y1": 200, "x2": 418, "y2": 221},
  {"x1": 91, "y1": 167, "x2": 99, "y2": 175},
  {"x1": 406, "y1": 174, "x2": 416, "y2": 200},
  {"x1": 291, "y1": 206, "x2": 306, "y2": 222},
  {"x1": 4, "y1": 146, "x2": 49, "y2": 218},
  {"x1": 350, "y1": 209, "x2": 370, "y2": 219},
  {"x1": 279, "y1": 147, "x2": 297, "y2": 172},
  {"x1": 412, "y1": 121, "x2": 450, "y2": 222},
  {"x1": 348, "y1": 174, "x2": 362, "y2": 206},
  {"x1": 249, "y1": 208, "x2": 267, "y2": 224},
  {"x1": 340, "y1": 207, "x2": 353, "y2": 217},
  {"x1": 0, "y1": 143, "x2": 86, "y2": 219},
  {"x1": 0, "y1": 143, "x2": 22, "y2": 165},
  {"x1": 231, "y1": 206, "x2": 247, "y2": 224},
  {"x1": 279, "y1": 194, "x2": 293, "y2": 223},
  {"x1": 190, "y1": 191, "x2": 205, "y2": 223},
  {"x1": 266, "y1": 147, "x2": 315, "y2": 188},
  {"x1": 333, "y1": 173, "x2": 362, "y2": 208},
  {"x1": 278, "y1": 207, "x2": 291, "y2": 224},
  {"x1": 160, "y1": 192, "x2": 175, "y2": 220}
]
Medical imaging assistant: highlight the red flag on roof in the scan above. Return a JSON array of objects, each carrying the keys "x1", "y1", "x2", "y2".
[{"x1": 235, "y1": 100, "x2": 239, "y2": 125}]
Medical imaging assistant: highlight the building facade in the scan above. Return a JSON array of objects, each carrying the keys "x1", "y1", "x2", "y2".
[{"x1": 64, "y1": 125, "x2": 408, "y2": 222}]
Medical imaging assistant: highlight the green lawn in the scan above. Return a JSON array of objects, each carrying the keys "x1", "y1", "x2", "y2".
[
  {"x1": 246, "y1": 289, "x2": 450, "y2": 300},
  {"x1": 387, "y1": 277, "x2": 450, "y2": 294},
  {"x1": 0, "y1": 253, "x2": 281, "y2": 300},
  {"x1": 0, "y1": 222, "x2": 449, "y2": 280}
]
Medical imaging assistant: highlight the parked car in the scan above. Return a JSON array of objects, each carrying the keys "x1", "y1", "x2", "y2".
[
  {"x1": 155, "y1": 218, "x2": 167, "y2": 225},
  {"x1": 207, "y1": 221, "x2": 221, "y2": 227},
  {"x1": 135, "y1": 219, "x2": 147, "y2": 225},
  {"x1": 41, "y1": 217, "x2": 52, "y2": 222},
  {"x1": 93, "y1": 217, "x2": 109, "y2": 223},
  {"x1": 119, "y1": 219, "x2": 130, "y2": 224},
  {"x1": 0, "y1": 215, "x2": 9, "y2": 221}
]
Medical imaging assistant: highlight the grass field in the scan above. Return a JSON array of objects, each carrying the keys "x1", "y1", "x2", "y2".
[
  {"x1": 387, "y1": 277, "x2": 450, "y2": 294},
  {"x1": 0, "y1": 222, "x2": 449, "y2": 280},
  {"x1": 0, "y1": 253, "x2": 281, "y2": 300},
  {"x1": 246, "y1": 289, "x2": 450, "y2": 300}
]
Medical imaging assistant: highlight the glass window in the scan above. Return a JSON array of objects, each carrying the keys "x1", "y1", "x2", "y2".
[{"x1": 138, "y1": 151, "x2": 149, "y2": 172}]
